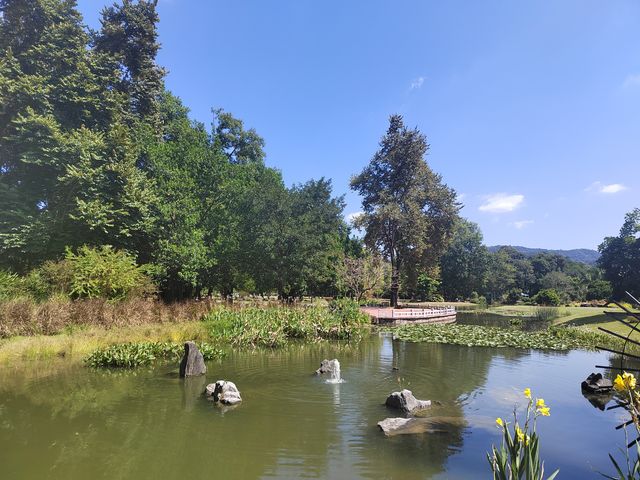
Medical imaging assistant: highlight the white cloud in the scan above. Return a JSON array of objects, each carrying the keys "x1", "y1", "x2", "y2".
[
  {"x1": 623, "y1": 74, "x2": 640, "y2": 89},
  {"x1": 511, "y1": 220, "x2": 534, "y2": 229},
  {"x1": 345, "y1": 211, "x2": 363, "y2": 224},
  {"x1": 586, "y1": 181, "x2": 628, "y2": 194},
  {"x1": 478, "y1": 193, "x2": 524, "y2": 213},
  {"x1": 410, "y1": 77, "x2": 425, "y2": 90}
]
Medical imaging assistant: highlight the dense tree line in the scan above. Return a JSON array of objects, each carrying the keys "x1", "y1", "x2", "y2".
[
  {"x1": 437, "y1": 218, "x2": 610, "y2": 304},
  {"x1": 0, "y1": 0, "x2": 351, "y2": 300},
  {"x1": 1, "y1": 1, "x2": 635, "y2": 306}
]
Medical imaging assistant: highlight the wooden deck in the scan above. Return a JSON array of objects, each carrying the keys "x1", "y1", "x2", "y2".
[{"x1": 361, "y1": 306, "x2": 457, "y2": 326}]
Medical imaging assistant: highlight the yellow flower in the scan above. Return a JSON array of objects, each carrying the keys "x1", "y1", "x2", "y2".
[
  {"x1": 496, "y1": 417, "x2": 504, "y2": 427},
  {"x1": 538, "y1": 406, "x2": 550, "y2": 416},
  {"x1": 625, "y1": 372, "x2": 637, "y2": 390},
  {"x1": 536, "y1": 398, "x2": 546, "y2": 408},
  {"x1": 614, "y1": 372, "x2": 637, "y2": 392},
  {"x1": 524, "y1": 388, "x2": 531, "y2": 399},
  {"x1": 516, "y1": 425, "x2": 525, "y2": 443}
]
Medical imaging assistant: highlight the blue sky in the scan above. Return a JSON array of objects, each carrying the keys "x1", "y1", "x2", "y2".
[{"x1": 77, "y1": 0, "x2": 640, "y2": 250}]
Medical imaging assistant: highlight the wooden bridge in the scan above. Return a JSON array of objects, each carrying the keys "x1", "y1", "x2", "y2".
[{"x1": 361, "y1": 306, "x2": 456, "y2": 326}]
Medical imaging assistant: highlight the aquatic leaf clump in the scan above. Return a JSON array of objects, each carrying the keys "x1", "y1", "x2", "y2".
[
  {"x1": 85, "y1": 341, "x2": 225, "y2": 368},
  {"x1": 385, "y1": 324, "x2": 613, "y2": 351}
]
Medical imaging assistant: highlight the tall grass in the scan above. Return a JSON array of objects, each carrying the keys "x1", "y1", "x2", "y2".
[
  {"x1": 203, "y1": 299, "x2": 370, "y2": 348},
  {"x1": 0, "y1": 297, "x2": 216, "y2": 338}
]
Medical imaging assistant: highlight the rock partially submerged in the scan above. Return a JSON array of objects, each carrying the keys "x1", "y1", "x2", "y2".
[
  {"x1": 581, "y1": 372, "x2": 613, "y2": 394},
  {"x1": 205, "y1": 380, "x2": 242, "y2": 405},
  {"x1": 179, "y1": 341, "x2": 206, "y2": 377},
  {"x1": 385, "y1": 389, "x2": 431, "y2": 413},
  {"x1": 377, "y1": 416, "x2": 465, "y2": 436}
]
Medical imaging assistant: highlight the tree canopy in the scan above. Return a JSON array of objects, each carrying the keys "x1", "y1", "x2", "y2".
[{"x1": 0, "y1": 0, "x2": 353, "y2": 301}]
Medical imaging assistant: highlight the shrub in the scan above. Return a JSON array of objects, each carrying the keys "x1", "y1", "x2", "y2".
[
  {"x1": 0, "y1": 270, "x2": 25, "y2": 300},
  {"x1": 533, "y1": 289, "x2": 561, "y2": 306},
  {"x1": 65, "y1": 245, "x2": 156, "y2": 300},
  {"x1": 415, "y1": 273, "x2": 443, "y2": 302}
]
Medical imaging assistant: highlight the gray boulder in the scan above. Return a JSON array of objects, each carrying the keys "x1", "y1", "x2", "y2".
[
  {"x1": 205, "y1": 380, "x2": 242, "y2": 405},
  {"x1": 385, "y1": 389, "x2": 431, "y2": 413},
  {"x1": 179, "y1": 341, "x2": 206, "y2": 377},
  {"x1": 581, "y1": 372, "x2": 613, "y2": 393}
]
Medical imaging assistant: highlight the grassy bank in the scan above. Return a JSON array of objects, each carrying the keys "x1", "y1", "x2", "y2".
[
  {"x1": 0, "y1": 297, "x2": 217, "y2": 337},
  {"x1": 0, "y1": 299, "x2": 371, "y2": 363}
]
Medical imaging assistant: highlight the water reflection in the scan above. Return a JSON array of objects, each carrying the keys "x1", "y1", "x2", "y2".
[{"x1": 0, "y1": 337, "x2": 628, "y2": 479}]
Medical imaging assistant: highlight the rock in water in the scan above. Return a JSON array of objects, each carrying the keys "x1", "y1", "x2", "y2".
[
  {"x1": 315, "y1": 359, "x2": 341, "y2": 379},
  {"x1": 581, "y1": 372, "x2": 613, "y2": 393},
  {"x1": 179, "y1": 341, "x2": 207, "y2": 378},
  {"x1": 378, "y1": 416, "x2": 465, "y2": 436},
  {"x1": 385, "y1": 389, "x2": 431, "y2": 413},
  {"x1": 205, "y1": 380, "x2": 242, "y2": 405}
]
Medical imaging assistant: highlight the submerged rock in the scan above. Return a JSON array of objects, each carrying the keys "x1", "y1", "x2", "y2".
[
  {"x1": 385, "y1": 389, "x2": 431, "y2": 413},
  {"x1": 377, "y1": 416, "x2": 465, "y2": 436},
  {"x1": 205, "y1": 380, "x2": 242, "y2": 405},
  {"x1": 581, "y1": 372, "x2": 613, "y2": 394},
  {"x1": 179, "y1": 341, "x2": 206, "y2": 377}
]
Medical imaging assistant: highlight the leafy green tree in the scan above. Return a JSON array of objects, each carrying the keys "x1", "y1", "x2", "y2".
[
  {"x1": 212, "y1": 108, "x2": 266, "y2": 165},
  {"x1": 533, "y1": 288, "x2": 561, "y2": 306},
  {"x1": 586, "y1": 279, "x2": 613, "y2": 301},
  {"x1": 93, "y1": 0, "x2": 165, "y2": 133},
  {"x1": 598, "y1": 208, "x2": 640, "y2": 300},
  {"x1": 146, "y1": 92, "x2": 216, "y2": 299},
  {"x1": 440, "y1": 219, "x2": 489, "y2": 300},
  {"x1": 350, "y1": 114, "x2": 459, "y2": 307},
  {"x1": 415, "y1": 272, "x2": 442, "y2": 302}
]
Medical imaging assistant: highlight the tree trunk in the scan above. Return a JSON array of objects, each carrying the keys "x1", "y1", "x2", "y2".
[{"x1": 390, "y1": 272, "x2": 399, "y2": 308}]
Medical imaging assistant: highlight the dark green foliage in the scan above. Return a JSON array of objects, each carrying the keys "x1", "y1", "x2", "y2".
[
  {"x1": 85, "y1": 341, "x2": 225, "y2": 368},
  {"x1": 533, "y1": 289, "x2": 561, "y2": 306},
  {"x1": 440, "y1": 219, "x2": 489, "y2": 300},
  {"x1": 598, "y1": 208, "x2": 640, "y2": 300},
  {"x1": 0, "y1": 1, "x2": 353, "y2": 301},
  {"x1": 586, "y1": 279, "x2": 613, "y2": 301},
  {"x1": 351, "y1": 114, "x2": 459, "y2": 307},
  {"x1": 414, "y1": 273, "x2": 443, "y2": 302}
]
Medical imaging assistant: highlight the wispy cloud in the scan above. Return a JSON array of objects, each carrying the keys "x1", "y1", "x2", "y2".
[
  {"x1": 478, "y1": 193, "x2": 524, "y2": 213},
  {"x1": 586, "y1": 182, "x2": 628, "y2": 194},
  {"x1": 410, "y1": 77, "x2": 425, "y2": 90},
  {"x1": 623, "y1": 73, "x2": 640, "y2": 89},
  {"x1": 511, "y1": 220, "x2": 534, "y2": 230},
  {"x1": 345, "y1": 211, "x2": 363, "y2": 224}
]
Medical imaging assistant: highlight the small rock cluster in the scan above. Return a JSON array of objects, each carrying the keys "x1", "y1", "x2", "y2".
[
  {"x1": 179, "y1": 342, "x2": 242, "y2": 406},
  {"x1": 378, "y1": 388, "x2": 432, "y2": 435}
]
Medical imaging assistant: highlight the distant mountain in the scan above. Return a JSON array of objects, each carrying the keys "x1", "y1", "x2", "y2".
[{"x1": 487, "y1": 245, "x2": 600, "y2": 265}]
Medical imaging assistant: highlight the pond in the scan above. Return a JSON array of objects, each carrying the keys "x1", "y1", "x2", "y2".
[{"x1": 0, "y1": 334, "x2": 630, "y2": 479}]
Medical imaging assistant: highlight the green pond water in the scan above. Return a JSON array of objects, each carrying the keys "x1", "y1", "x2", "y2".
[{"x1": 0, "y1": 334, "x2": 630, "y2": 479}]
